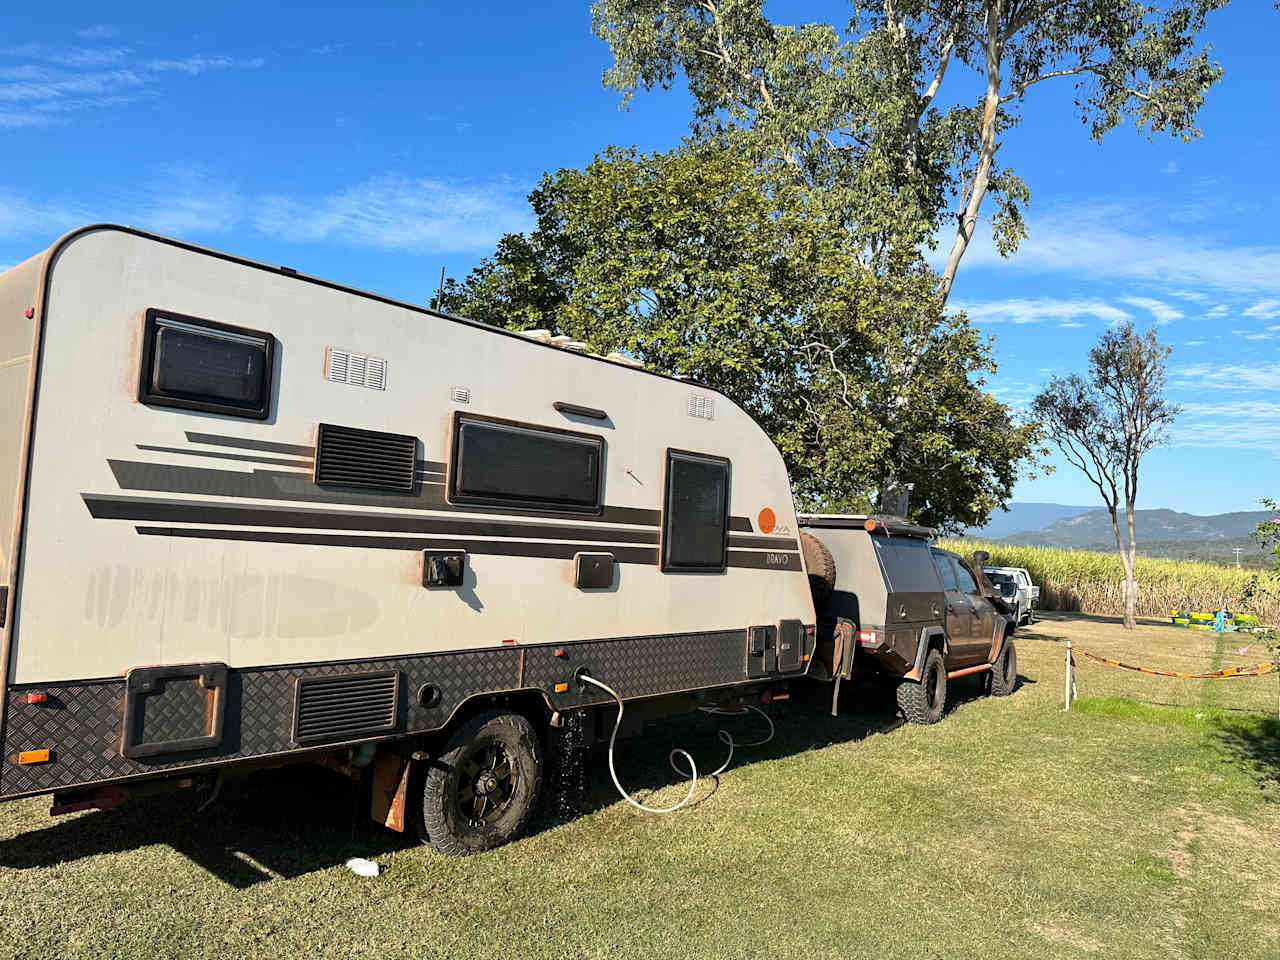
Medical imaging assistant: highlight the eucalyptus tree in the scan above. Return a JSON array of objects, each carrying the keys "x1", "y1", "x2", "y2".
[
  {"x1": 591, "y1": 0, "x2": 1229, "y2": 301},
  {"x1": 1031, "y1": 323, "x2": 1178, "y2": 630}
]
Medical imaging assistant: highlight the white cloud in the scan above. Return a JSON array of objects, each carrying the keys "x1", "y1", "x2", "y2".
[
  {"x1": 253, "y1": 176, "x2": 532, "y2": 252},
  {"x1": 1171, "y1": 363, "x2": 1280, "y2": 393},
  {"x1": 1207, "y1": 305, "x2": 1229, "y2": 317},
  {"x1": 76, "y1": 26, "x2": 119, "y2": 41},
  {"x1": 0, "y1": 41, "x2": 261, "y2": 127},
  {"x1": 0, "y1": 171, "x2": 532, "y2": 256},
  {"x1": 1174, "y1": 400, "x2": 1280, "y2": 453},
  {"x1": 947, "y1": 202, "x2": 1280, "y2": 297},
  {"x1": 1118, "y1": 296, "x2": 1182, "y2": 325},
  {"x1": 953, "y1": 297, "x2": 1131, "y2": 326},
  {"x1": 1243, "y1": 299, "x2": 1280, "y2": 320}
]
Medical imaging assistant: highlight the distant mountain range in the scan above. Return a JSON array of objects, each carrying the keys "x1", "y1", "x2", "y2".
[{"x1": 964, "y1": 502, "x2": 1274, "y2": 566}]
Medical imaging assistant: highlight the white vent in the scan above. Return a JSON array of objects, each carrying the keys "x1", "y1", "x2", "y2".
[
  {"x1": 451, "y1": 385, "x2": 471, "y2": 404},
  {"x1": 326, "y1": 347, "x2": 387, "y2": 391},
  {"x1": 687, "y1": 393, "x2": 714, "y2": 420}
]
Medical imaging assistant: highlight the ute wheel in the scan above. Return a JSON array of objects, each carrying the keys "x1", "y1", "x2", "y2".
[
  {"x1": 800, "y1": 531, "x2": 836, "y2": 609},
  {"x1": 418, "y1": 710, "x2": 543, "y2": 856},
  {"x1": 896, "y1": 647, "x2": 946, "y2": 724},
  {"x1": 989, "y1": 637, "x2": 1017, "y2": 697}
]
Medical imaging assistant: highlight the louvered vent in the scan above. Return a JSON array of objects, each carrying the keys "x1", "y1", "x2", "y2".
[
  {"x1": 687, "y1": 393, "x2": 715, "y2": 420},
  {"x1": 314, "y1": 422, "x2": 417, "y2": 491},
  {"x1": 450, "y1": 385, "x2": 471, "y2": 404},
  {"x1": 293, "y1": 671, "x2": 400, "y2": 745},
  {"x1": 325, "y1": 346, "x2": 387, "y2": 391}
]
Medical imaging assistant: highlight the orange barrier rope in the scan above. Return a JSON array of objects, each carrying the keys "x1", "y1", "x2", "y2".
[{"x1": 1069, "y1": 646, "x2": 1277, "y2": 680}]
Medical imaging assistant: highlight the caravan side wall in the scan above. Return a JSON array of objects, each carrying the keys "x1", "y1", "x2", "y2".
[
  {"x1": 0, "y1": 253, "x2": 42, "y2": 596},
  {"x1": 1, "y1": 227, "x2": 814, "y2": 799}
]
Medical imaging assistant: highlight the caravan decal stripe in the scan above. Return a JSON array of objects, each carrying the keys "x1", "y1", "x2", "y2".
[
  {"x1": 135, "y1": 525, "x2": 663, "y2": 563},
  {"x1": 85, "y1": 495, "x2": 663, "y2": 544},
  {"x1": 136, "y1": 444, "x2": 314, "y2": 469},
  {"x1": 184, "y1": 431, "x2": 315, "y2": 458},
  {"x1": 131, "y1": 525, "x2": 800, "y2": 569},
  {"x1": 106, "y1": 459, "x2": 662, "y2": 526},
  {"x1": 84, "y1": 494, "x2": 797, "y2": 549}
]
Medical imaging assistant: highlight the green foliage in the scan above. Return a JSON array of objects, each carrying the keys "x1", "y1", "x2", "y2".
[
  {"x1": 590, "y1": 0, "x2": 1228, "y2": 293},
  {"x1": 1242, "y1": 498, "x2": 1280, "y2": 654},
  {"x1": 440, "y1": 145, "x2": 1043, "y2": 529}
]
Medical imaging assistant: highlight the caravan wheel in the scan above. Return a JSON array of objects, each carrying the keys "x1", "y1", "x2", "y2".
[{"x1": 419, "y1": 710, "x2": 544, "y2": 856}]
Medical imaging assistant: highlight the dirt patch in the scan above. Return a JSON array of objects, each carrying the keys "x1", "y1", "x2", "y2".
[{"x1": 1028, "y1": 920, "x2": 1105, "y2": 953}]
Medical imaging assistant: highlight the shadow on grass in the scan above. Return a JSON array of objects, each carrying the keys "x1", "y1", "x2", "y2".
[
  {"x1": 1210, "y1": 712, "x2": 1280, "y2": 800},
  {"x1": 0, "y1": 765, "x2": 417, "y2": 888},
  {"x1": 1071, "y1": 695, "x2": 1280, "y2": 800},
  {"x1": 0, "y1": 672, "x2": 1029, "y2": 885}
]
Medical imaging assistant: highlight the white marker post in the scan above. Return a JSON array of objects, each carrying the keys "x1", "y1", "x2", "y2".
[{"x1": 1065, "y1": 639, "x2": 1073, "y2": 711}]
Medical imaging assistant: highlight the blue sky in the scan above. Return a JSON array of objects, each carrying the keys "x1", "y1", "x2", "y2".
[{"x1": 2, "y1": 2, "x2": 1276, "y2": 518}]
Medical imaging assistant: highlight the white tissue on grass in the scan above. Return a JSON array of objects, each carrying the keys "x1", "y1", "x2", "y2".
[{"x1": 346, "y1": 857, "x2": 380, "y2": 877}]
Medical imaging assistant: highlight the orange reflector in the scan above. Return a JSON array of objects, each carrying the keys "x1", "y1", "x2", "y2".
[
  {"x1": 553, "y1": 682, "x2": 569, "y2": 694},
  {"x1": 863, "y1": 518, "x2": 877, "y2": 532},
  {"x1": 801, "y1": 654, "x2": 810, "y2": 662},
  {"x1": 17, "y1": 749, "x2": 50, "y2": 765},
  {"x1": 24, "y1": 691, "x2": 47, "y2": 704}
]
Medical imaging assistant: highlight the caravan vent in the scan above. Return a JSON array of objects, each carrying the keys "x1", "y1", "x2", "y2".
[
  {"x1": 293, "y1": 671, "x2": 400, "y2": 745},
  {"x1": 314, "y1": 422, "x2": 416, "y2": 492},
  {"x1": 687, "y1": 393, "x2": 715, "y2": 421},
  {"x1": 325, "y1": 347, "x2": 387, "y2": 391},
  {"x1": 450, "y1": 385, "x2": 471, "y2": 404}
]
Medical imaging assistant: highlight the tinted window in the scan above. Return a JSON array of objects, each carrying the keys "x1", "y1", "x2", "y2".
[
  {"x1": 450, "y1": 415, "x2": 602, "y2": 513},
  {"x1": 874, "y1": 538, "x2": 942, "y2": 592},
  {"x1": 932, "y1": 551, "x2": 960, "y2": 591},
  {"x1": 662, "y1": 450, "x2": 729, "y2": 572},
  {"x1": 955, "y1": 562, "x2": 980, "y2": 595},
  {"x1": 139, "y1": 311, "x2": 273, "y2": 419}
]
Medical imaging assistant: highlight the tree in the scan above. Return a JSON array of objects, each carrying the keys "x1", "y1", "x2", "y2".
[
  {"x1": 591, "y1": 0, "x2": 1228, "y2": 302},
  {"x1": 1241, "y1": 499, "x2": 1280, "y2": 659},
  {"x1": 440, "y1": 145, "x2": 1043, "y2": 529},
  {"x1": 1031, "y1": 322, "x2": 1178, "y2": 629}
]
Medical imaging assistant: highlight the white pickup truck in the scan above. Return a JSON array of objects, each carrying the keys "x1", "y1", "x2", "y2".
[{"x1": 983, "y1": 566, "x2": 1040, "y2": 625}]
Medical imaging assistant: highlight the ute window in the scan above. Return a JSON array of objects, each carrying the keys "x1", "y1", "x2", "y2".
[
  {"x1": 931, "y1": 551, "x2": 960, "y2": 592},
  {"x1": 955, "y1": 562, "x2": 980, "y2": 596},
  {"x1": 449, "y1": 414, "x2": 603, "y2": 514},
  {"x1": 661, "y1": 450, "x2": 730, "y2": 572},
  {"x1": 874, "y1": 538, "x2": 941, "y2": 592},
  {"x1": 138, "y1": 310, "x2": 274, "y2": 419}
]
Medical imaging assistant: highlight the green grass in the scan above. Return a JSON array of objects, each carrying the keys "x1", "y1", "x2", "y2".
[
  {"x1": 2, "y1": 614, "x2": 1279, "y2": 959},
  {"x1": 940, "y1": 537, "x2": 1280, "y2": 623}
]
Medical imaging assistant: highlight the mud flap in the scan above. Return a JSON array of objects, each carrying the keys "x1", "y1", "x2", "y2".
[{"x1": 370, "y1": 750, "x2": 412, "y2": 832}]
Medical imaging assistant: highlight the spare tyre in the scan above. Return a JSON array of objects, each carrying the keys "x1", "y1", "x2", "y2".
[{"x1": 800, "y1": 531, "x2": 836, "y2": 609}]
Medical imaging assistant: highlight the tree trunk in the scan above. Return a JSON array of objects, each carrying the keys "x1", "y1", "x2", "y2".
[
  {"x1": 937, "y1": 0, "x2": 1003, "y2": 305},
  {"x1": 1105, "y1": 505, "x2": 1137, "y2": 630},
  {"x1": 1124, "y1": 503, "x2": 1139, "y2": 630}
]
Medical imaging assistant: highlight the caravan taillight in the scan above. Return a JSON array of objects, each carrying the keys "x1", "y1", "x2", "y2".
[
  {"x1": 24, "y1": 307, "x2": 34, "y2": 319},
  {"x1": 24, "y1": 692, "x2": 46, "y2": 704},
  {"x1": 855, "y1": 630, "x2": 881, "y2": 646}
]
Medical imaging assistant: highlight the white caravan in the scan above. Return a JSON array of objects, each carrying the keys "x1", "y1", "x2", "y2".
[{"x1": 0, "y1": 226, "x2": 819, "y2": 852}]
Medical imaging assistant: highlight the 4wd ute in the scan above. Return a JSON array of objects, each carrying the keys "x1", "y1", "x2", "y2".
[{"x1": 799, "y1": 515, "x2": 1018, "y2": 724}]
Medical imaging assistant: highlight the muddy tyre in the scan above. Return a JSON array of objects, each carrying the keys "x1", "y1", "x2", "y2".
[
  {"x1": 800, "y1": 531, "x2": 836, "y2": 609},
  {"x1": 419, "y1": 710, "x2": 543, "y2": 856},
  {"x1": 896, "y1": 647, "x2": 946, "y2": 724},
  {"x1": 989, "y1": 637, "x2": 1017, "y2": 697}
]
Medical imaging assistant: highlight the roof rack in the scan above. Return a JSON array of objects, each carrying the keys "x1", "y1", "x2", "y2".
[{"x1": 797, "y1": 514, "x2": 936, "y2": 540}]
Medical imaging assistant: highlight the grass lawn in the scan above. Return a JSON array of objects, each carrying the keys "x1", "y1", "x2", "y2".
[{"x1": 2, "y1": 613, "x2": 1278, "y2": 959}]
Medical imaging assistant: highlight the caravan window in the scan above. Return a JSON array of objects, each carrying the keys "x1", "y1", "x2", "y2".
[
  {"x1": 661, "y1": 450, "x2": 730, "y2": 572},
  {"x1": 449, "y1": 414, "x2": 603, "y2": 514},
  {"x1": 138, "y1": 309, "x2": 274, "y2": 419}
]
